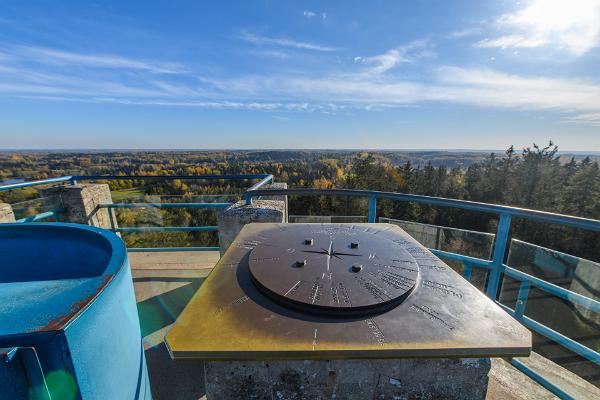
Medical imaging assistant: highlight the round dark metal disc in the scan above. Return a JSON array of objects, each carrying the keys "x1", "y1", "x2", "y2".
[{"x1": 248, "y1": 224, "x2": 419, "y2": 316}]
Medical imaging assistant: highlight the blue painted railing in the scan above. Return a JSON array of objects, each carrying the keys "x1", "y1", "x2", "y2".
[
  {"x1": 245, "y1": 187, "x2": 600, "y2": 399},
  {"x1": 0, "y1": 174, "x2": 274, "y2": 251},
  {"x1": 3, "y1": 175, "x2": 600, "y2": 397}
]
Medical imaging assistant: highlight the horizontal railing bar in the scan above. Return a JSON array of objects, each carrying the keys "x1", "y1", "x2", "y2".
[
  {"x1": 114, "y1": 226, "x2": 218, "y2": 233},
  {"x1": 245, "y1": 188, "x2": 600, "y2": 232},
  {"x1": 510, "y1": 359, "x2": 575, "y2": 400},
  {"x1": 74, "y1": 174, "x2": 272, "y2": 181},
  {"x1": 503, "y1": 265, "x2": 600, "y2": 314},
  {"x1": 0, "y1": 174, "x2": 273, "y2": 192},
  {"x1": 15, "y1": 209, "x2": 63, "y2": 223},
  {"x1": 101, "y1": 202, "x2": 232, "y2": 209},
  {"x1": 429, "y1": 248, "x2": 492, "y2": 268},
  {"x1": 127, "y1": 246, "x2": 220, "y2": 252},
  {"x1": 499, "y1": 302, "x2": 600, "y2": 365},
  {"x1": 0, "y1": 176, "x2": 74, "y2": 191}
]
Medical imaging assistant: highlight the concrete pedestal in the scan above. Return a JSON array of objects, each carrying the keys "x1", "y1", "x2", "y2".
[
  {"x1": 205, "y1": 358, "x2": 491, "y2": 400},
  {"x1": 217, "y1": 185, "x2": 287, "y2": 255},
  {"x1": 41, "y1": 183, "x2": 115, "y2": 229},
  {"x1": 0, "y1": 203, "x2": 15, "y2": 223}
]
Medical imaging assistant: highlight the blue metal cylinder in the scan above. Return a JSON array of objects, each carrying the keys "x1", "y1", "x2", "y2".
[{"x1": 0, "y1": 223, "x2": 151, "y2": 400}]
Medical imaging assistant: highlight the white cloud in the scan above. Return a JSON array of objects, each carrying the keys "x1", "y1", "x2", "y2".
[
  {"x1": 303, "y1": 11, "x2": 316, "y2": 18},
  {"x1": 353, "y1": 41, "x2": 430, "y2": 75},
  {"x1": 238, "y1": 32, "x2": 337, "y2": 52},
  {"x1": 12, "y1": 46, "x2": 185, "y2": 73},
  {"x1": 562, "y1": 112, "x2": 600, "y2": 126},
  {"x1": 476, "y1": 35, "x2": 546, "y2": 49},
  {"x1": 3, "y1": 43, "x2": 600, "y2": 126},
  {"x1": 447, "y1": 28, "x2": 482, "y2": 39},
  {"x1": 480, "y1": 0, "x2": 600, "y2": 55}
]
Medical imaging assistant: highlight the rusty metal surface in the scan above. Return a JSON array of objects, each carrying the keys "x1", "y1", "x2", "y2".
[{"x1": 166, "y1": 223, "x2": 531, "y2": 360}]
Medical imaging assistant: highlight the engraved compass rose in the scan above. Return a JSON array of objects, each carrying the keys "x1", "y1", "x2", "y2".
[
  {"x1": 300, "y1": 239, "x2": 363, "y2": 272},
  {"x1": 248, "y1": 224, "x2": 420, "y2": 316}
]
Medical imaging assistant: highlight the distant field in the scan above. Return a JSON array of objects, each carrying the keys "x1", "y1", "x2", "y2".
[{"x1": 111, "y1": 187, "x2": 145, "y2": 201}]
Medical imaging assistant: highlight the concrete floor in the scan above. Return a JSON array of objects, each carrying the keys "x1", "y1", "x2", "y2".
[
  {"x1": 131, "y1": 251, "x2": 216, "y2": 400},
  {"x1": 130, "y1": 251, "x2": 600, "y2": 400}
]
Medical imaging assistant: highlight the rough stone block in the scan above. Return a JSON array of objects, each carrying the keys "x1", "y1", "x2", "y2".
[
  {"x1": 205, "y1": 358, "x2": 491, "y2": 400},
  {"x1": 260, "y1": 183, "x2": 288, "y2": 218},
  {"x1": 0, "y1": 203, "x2": 15, "y2": 223},
  {"x1": 217, "y1": 198, "x2": 286, "y2": 255},
  {"x1": 42, "y1": 183, "x2": 115, "y2": 229}
]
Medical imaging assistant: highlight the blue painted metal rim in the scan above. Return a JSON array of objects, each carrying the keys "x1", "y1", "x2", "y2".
[{"x1": 0, "y1": 222, "x2": 128, "y2": 278}]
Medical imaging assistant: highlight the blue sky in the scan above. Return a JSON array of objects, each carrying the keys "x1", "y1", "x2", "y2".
[{"x1": 0, "y1": 0, "x2": 599, "y2": 150}]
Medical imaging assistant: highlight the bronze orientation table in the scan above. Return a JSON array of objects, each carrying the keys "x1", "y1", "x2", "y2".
[{"x1": 166, "y1": 223, "x2": 531, "y2": 399}]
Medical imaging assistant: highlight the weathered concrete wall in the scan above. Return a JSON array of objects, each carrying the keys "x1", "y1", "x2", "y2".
[
  {"x1": 217, "y1": 183, "x2": 287, "y2": 255},
  {"x1": 205, "y1": 358, "x2": 491, "y2": 400},
  {"x1": 42, "y1": 183, "x2": 116, "y2": 229},
  {"x1": 0, "y1": 203, "x2": 15, "y2": 223}
]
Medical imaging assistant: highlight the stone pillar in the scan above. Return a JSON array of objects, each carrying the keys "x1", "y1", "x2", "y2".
[
  {"x1": 41, "y1": 183, "x2": 116, "y2": 229},
  {"x1": 0, "y1": 203, "x2": 15, "y2": 223},
  {"x1": 205, "y1": 358, "x2": 491, "y2": 400},
  {"x1": 217, "y1": 183, "x2": 287, "y2": 255},
  {"x1": 260, "y1": 183, "x2": 288, "y2": 221}
]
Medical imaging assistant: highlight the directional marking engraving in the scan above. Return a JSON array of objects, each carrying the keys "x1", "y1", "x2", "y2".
[
  {"x1": 214, "y1": 296, "x2": 250, "y2": 315},
  {"x1": 369, "y1": 270, "x2": 415, "y2": 290},
  {"x1": 418, "y1": 263, "x2": 447, "y2": 272},
  {"x1": 284, "y1": 280, "x2": 305, "y2": 297},
  {"x1": 338, "y1": 282, "x2": 352, "y2": 306},
  {"x1": 330, "y1": 283, "x2": 340, "y2": 305},
  {"x1": 312, "y1": 328, "x2": 318, "y2": 351},
  {"x1": 249, "y1": 256, "x2": 280, "y2": 262},
  {"x1": 410, "y1": 304, "x2": 455, "y2": 330},
  {"x1": 310, "y1": 278, "x2": 322, "y2": 304},
  {"x1": 421, "y1": 280, "x2": 463, "y2": 298},
  {"x1": 237, "y1": 240, "x2": 262, "y2": 250},
  {"x1": 220, "y1": 262, "x2": 241, "y2": 268},
  {"x1": 356, "y1": 276, "x2": 393, "y2": 300},
  {"x1": 366, "y1": 319, "x2": 386, "y2": 345}
]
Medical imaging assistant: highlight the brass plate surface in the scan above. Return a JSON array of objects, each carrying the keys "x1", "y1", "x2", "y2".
[{"x1": 165, "y1": 223, "x2": 531, "y2": 360}]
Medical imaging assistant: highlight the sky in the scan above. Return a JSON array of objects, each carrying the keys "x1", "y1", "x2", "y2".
[{"x1": 0, "y1": 0, "x2": 599, "y2": 150}]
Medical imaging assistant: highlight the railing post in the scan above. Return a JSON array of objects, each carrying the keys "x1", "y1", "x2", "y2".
[
  {"x1": 368, "y1": 196, "x2": 377, "y2": 223},
  {"x1": 514, "y1": 281, "x2": 531, "y2": 319},
  {"x1": 462, "y1": 262, "x2": 473, "y2": 281},
  {"x1": 486, "y1": 213, "x2": 511, "y2": 299},
  {"x1": 108, "y1": 207, "x2": 116, "y2": 231}
]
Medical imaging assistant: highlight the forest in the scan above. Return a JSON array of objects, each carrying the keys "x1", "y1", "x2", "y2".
[{"x1": 0, "y1": 143, "x2": 598, "y2": 261}]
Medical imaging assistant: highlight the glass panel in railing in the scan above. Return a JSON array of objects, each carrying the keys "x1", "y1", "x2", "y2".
[
  {"x1": 10, "y1": 195, "x2": 64, "y2": 222},
  {"x1": 113, "y1": 206, "x2": 220, "y2": 228},
  {"x1": 500, "y1": 238, "x2": 600, "y2": 389},
  {"x1": 122, "y1": 230, "x2": 219, "y2": 250}
]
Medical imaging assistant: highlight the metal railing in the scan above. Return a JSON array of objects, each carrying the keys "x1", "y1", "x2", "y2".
[
  {"x1": 245, "y1": 187, "x2": 600, "y2": 399},
  {"x1": 3, "y1": 175, "x2": 600, "y2": 397},
  {"x1": 0, "y1": 174, "x2": 274, "y2": 251}
]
